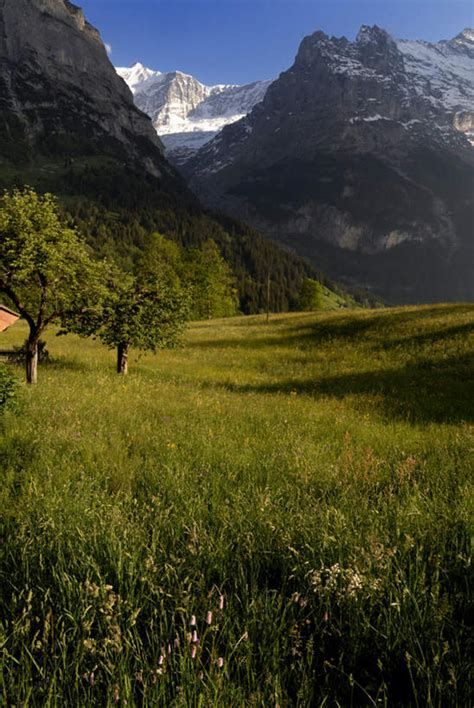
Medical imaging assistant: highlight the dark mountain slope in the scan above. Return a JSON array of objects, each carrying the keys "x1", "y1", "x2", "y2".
[{"x1": 185, "y1": 26, "x2": 474, "y2": 304}]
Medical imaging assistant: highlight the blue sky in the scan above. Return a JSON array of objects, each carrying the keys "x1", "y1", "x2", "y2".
[{"x1": 79, "y1": 0, "x2": 473, "y2": 85}]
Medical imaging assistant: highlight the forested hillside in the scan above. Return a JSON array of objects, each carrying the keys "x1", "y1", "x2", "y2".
[{"x1": 0, "y1": 155, "x2": 362, "y2": 312}]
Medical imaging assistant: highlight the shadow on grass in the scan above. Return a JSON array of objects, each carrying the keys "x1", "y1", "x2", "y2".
[
  {"x1": 380, "y1": 321, "x2": 474, "y2": 349},
  {"x1": 214, "y1": 352, "x2": 474, "y2": 424},
  {"x1": 188, "y1": 305, "x2": 474, "y2": 352}
]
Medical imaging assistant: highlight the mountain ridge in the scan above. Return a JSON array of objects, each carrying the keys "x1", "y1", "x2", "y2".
[
  {"x1": 121, "y1": 26, "x2": 474, "y2": 166},
  {"x1": 116, "y1": 63, "x2": 272, "y2": 164}
]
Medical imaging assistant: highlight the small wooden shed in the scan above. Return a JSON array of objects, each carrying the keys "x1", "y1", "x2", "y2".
[{"x1": 0, "y1": 305, "x2": 20, "y2": 333}]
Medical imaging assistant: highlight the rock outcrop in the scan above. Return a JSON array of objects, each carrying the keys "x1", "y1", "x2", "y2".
[{"x1": 0, "y1": 0, "x2": 169, "y2": 175}]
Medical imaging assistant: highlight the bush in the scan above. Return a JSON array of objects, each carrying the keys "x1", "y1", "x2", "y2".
[{"x1": 0, "y1": 364, "x2": 18, "y2": 412}]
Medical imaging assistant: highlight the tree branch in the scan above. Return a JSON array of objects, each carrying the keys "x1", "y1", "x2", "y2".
[
  {"x1": 36, "y1": 276, "x2": 49, "y2": 331},
  {"x1": 43, "y1": 310, "x2": 60, "y2": 327}
]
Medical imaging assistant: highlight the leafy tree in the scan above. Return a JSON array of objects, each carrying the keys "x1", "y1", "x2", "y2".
[
  {"x1": 64, "y1": 238, "x2": 189, "y2": 375},
  {"x1": 139, "y1": 232, "x2": 183, "y2": 291},
  {"x1": 183, "y1": 240, "x2": 239, "y2": 320},
  {"x1": 0, "y1": 188, "x2": 103, "y2": 383},
  {"x1": 298, "y1": 278, "x2": 325, "y2": 312},
  {"x1": 102, "y1": 275, "x2": 188, "y2": 375},
  {"x1": 134, "y1": 233, "x2": 239, "y2": 321}
]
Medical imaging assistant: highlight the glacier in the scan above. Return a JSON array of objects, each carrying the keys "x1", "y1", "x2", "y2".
[{"x1": 117, "y1": 63, "x2": 272, "y2": 163}]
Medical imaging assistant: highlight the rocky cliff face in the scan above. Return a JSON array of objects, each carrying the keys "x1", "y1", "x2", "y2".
[
  {"x1": 0, "y1": 0, "x2": 171, "y2": 176},
  {"x1": 117, "y1": 63, "x2": 271, "y2": 164},
  {"x1": 185, "y1": 26, "x2": 474, "y2": 303}
]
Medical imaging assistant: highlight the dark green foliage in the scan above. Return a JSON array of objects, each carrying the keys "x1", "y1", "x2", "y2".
[{"x1": 0, "y1": 111, "x2": 31, "y2": 163}]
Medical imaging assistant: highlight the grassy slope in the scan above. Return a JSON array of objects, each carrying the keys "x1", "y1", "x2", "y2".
[
  {"x1": 1, "y1": 305, "x2": 473, "y2": 705},
  {"x1": 318, "y1": 283, "x2": 357, "y2": 310}
]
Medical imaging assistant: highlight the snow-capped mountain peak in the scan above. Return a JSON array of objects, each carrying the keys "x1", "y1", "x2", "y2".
[
  {"x1": 118, "y1": 62, "x2": 161, "y2": 93},
  {"x1": 454, "y1": 28, "x2": 474, "y2": 46},
  {"x1": 116, "y1": 63, "x2": 272, "y2": 163}
]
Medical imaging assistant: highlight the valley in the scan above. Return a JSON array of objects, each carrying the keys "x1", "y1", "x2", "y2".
[{"x1": 0, "y1": 1, "x2": 472, "y2": 705}]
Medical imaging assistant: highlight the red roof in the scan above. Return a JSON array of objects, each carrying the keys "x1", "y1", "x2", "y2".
[{"x1": 0, "y1": 305, "x2": 20, "y2": 333}]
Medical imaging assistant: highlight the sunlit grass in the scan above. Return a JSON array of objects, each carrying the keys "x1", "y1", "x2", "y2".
[{"x1": 1, "y1": 304, "x2": 473, "y2": 705}]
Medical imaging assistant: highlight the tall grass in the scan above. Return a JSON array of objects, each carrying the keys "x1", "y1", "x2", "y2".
[{"x1": 1, "y1": 304, "x2": 473, "y2": 705}]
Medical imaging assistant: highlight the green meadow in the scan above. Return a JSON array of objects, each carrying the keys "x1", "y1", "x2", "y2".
[{"x1": 1, "y1": 304, "x2": 473, "y2": 706}]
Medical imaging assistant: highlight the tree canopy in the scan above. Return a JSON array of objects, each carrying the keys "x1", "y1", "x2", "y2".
[
  {"x1": 0, "y1": 187, "x2": 102, "y2": 383},
  {"x1": 63, "y1": 235, "x2": 189, "y2": 375}
]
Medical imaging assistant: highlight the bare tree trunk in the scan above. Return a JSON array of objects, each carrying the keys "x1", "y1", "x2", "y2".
[
  {"x1": 117, "y1": 342, "x2": 129, "y2": 375},
  {"x1": 266, "y1": 272, "x2": 271, "y2": 324},
  {"x1": 25, "y1": 337, "x2": 39, "y2": 385}
]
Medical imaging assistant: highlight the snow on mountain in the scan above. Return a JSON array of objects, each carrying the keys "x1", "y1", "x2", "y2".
[
  {"x1": 117, "y1": 27, "x2": 474, "y2": 163},
  {"x1": 116, "y1": 63, "x2": 272, "y2": 163},
  {"x1": 117, "y1": 63, "x2": 160, "y2": 92},
  {"x1": 397, "y1": 29, "x2": 474, "y2": 144}
]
